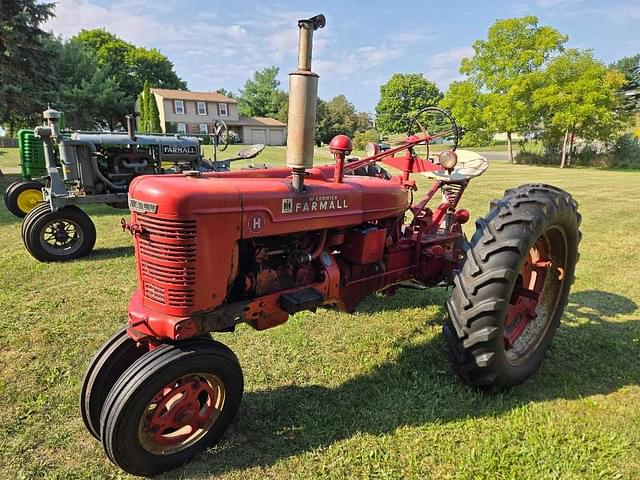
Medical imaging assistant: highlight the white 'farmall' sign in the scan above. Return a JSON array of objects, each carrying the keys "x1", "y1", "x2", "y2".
[{"x1": 282, "y1": 195, "x2": 348, "y2": 214}]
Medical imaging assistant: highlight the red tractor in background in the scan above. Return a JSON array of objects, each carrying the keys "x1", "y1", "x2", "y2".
[{"x1": 80, "y1": 15, "x2": 581, "y2": 476}]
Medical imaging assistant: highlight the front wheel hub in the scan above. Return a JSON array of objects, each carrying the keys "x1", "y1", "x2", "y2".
[
  {"x1": 138, "y1": 373, "x2": 225, "y2": 455},
  {"x1": 503, "y1": 231, "x2": 567, "y2": 365}
]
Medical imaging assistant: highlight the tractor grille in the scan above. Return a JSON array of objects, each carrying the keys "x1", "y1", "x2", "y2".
[{"x1": 137, "y1": 215, "x2": 197, "y2": 311}]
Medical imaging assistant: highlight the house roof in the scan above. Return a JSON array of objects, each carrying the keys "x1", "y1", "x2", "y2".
[
  {"x1": 151, "y1": 88, "x2": 238, "y2": 104},
  {"x1": 226, "y1": 116, "x2": 286, "y2": 127}
]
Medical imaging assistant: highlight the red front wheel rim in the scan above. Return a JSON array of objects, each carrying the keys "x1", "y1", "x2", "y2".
[{"x1": 138, "y1": 373, "x2": 226, "y2": 455}]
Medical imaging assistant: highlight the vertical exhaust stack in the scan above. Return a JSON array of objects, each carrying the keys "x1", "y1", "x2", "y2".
[
  {"x1": 286, "y1": 14, "x2": 326, "y2": 192},
  {"x1": 126, "y1": 114, "x2": 137, "y2": 142}
]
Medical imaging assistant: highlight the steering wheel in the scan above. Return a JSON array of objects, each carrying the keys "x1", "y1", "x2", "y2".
[
  {"x1": 210, "y1": 120, "x2": 229, "y2": 153},
  {"x1": 407, "y1": 107, "x2": 459, "y2": 159}
]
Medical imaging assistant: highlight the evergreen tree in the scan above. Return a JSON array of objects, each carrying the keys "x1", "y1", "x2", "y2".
[
  {"x1": 140, "y1": 80, "x2": 152, "y2": 132},
  {"x1": 137, "y1": 91, "x2": 148, "y2": 132},
  {"x1": 0, "y1": 0, "x2": 56, "y2": 134},
  {"x1": 146, "y1": 87, "x2": 161, "y2": 133}
]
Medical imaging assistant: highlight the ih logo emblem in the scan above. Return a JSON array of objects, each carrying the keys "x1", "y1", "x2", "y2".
[
  {"x1": 247, "y1": 212, "x2": 266, "y2": 233},
  {"x1": 282, "y1": 198, "x2": 293, "y2": 214}
]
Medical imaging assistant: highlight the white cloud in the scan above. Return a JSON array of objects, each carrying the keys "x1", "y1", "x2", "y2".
[
  {"x1": 356, "y1": 46, "x2": 402, "y2": 65},
  {"x1": 386, "y1": 31, "x2": 438, "y2": 48},
  {"x1": 45, "y1": 0, "x2": 167, "y2": 46},
  {"x1": 44, "y1": 0, "x2": 307, "y2": 92},
  {"x1": 425, "y1": 46, "x2": 474, "y2": 89},
  {"x1": 534, "y1": 0, "x2": 583, "y2": 7}
]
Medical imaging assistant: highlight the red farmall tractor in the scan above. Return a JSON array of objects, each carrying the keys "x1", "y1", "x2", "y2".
[{"x1": 82, "y1": 15, "x2": 581, "y2": 476}]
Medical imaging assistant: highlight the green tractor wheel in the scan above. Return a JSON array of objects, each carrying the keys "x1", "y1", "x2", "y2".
[{"x1": 4, "y1": 180, "x2": 45, "y2": 217}]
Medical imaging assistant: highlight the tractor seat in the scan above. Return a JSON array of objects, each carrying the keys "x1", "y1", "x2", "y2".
[{"x1": 422, "y1": 149, "x2": 489, "y2": 183}]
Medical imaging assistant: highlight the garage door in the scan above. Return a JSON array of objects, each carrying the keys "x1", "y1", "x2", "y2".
[
  {"x1": 250, "y1": 128, "x2": 267, "y2": 144},
  {"x1": 269, "y1": 129, "x2": 283, "y2": 145}
]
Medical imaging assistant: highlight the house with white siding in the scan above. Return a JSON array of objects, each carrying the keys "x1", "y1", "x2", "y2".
[{"x1": 150, "y1": 88, "x2": 287, "y2": 145}]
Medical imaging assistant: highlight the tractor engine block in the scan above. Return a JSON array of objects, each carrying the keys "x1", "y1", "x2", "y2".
[{"x1": 231, "y1": 231, "x2": 324, "y2": 298}]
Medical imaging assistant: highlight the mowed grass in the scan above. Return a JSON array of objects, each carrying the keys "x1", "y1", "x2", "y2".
[
  {"x1": 0, "y1": 145, "x2": 639, "y2": 479},
  {"x1": 0, "y1": 147, "x2": 20, "y2": 172}
]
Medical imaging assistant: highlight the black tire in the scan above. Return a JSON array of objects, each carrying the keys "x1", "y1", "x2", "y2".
[
  {"x1": 3, "y1": 180, "x2": 21, "y2": 207},
  {"x1": 4, "y1": 180, "x2": 44, "y2": 217},
  {"x1": 21, "y1": 205, "x2": 96, "y2": 262},
  {"x1": 80, "y1": 327, "x2": 147, "y2": 439},
  {"x1": 100, "y1": 339, "x2": 243, "y2": 476},
  {"x1": 444, "y1": 183, "x2": 581, "y2": 391}
]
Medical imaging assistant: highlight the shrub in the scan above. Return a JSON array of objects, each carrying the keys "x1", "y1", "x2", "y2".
[
  {"x1": 611, "y1": 134, "x2": 640, "y2": 168},
  {"x1": 515, "y1": 134, "x2": 640, "y2": 168},
  {"x1": 459, "y1": 129, "x2": 493, "y2": 147},
  {"x1": 353, "y1": 129, "x2": 379, "y2": 150}
]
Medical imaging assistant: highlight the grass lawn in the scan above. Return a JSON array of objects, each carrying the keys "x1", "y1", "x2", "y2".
[
  {"x1": 0, "y1": 146, "x2": 639, "y2": 479},
  {"x1": 0, "y1": 147, "x2": 20, "y2": 172}
]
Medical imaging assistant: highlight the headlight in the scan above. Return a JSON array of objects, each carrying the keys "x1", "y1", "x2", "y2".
[
  {"x1": 439, "y1": 150, "x2": 458, "y2": 170},
  {"x1": 364, "y1": 142, "x2": 380, "y2": 158}
]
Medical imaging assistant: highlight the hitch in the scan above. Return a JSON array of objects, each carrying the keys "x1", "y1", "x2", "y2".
[{"x1": 121, "y1": 218, "x2": 144, "y2": 236}]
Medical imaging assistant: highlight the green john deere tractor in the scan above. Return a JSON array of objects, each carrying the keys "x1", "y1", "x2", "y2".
[{"x1": 4, "y1": 126, "x2": 65, "y2": 217}]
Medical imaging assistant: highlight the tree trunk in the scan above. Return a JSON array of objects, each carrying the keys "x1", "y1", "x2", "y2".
[
  {"x1": 560, "y1": 128, "x2": 569, "y2": 168},
  {"x1": 567, "y1": 125, "x2": 576, "y2": 167},
  {"x1": 507, "y1": 131, "x2": 514, "y2": 164}
]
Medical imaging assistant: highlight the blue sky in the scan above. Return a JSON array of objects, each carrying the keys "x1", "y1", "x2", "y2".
[{"x1": 45, "y1": 0, "x2": 640, "y2": 113}]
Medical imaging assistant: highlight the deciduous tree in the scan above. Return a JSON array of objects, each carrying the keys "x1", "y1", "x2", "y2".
[
  {"x1": 314, "y1": 95, "x2": 370, "y2": 145},
  {"x1": 533, "y1": 49, "x2": 627, "y2": 167},
  {"x1": 375, "y1": 73, "x2": 442, "y2": 134},
  {"x1": 73, "y1": 29, "x2": 186, "y2": 126},
  {"x1": 440, "y1": 80, "x2": 492, "y2": 146},
  {"x1": 238, "y1": 66, "x2": 287, "y2": 118},
  {"x1": 452, "y1": 16, "x2": 566, "y2": 162}
]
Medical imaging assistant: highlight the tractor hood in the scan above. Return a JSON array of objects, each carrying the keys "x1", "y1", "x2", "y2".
[{"x1": 127, "y1": 166, "x2": 409, "y2": 238}]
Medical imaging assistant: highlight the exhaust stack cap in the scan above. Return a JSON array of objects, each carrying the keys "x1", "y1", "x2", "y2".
[
  {"x1": 286, "y1": 14, "x2": 326, "y2": 177},
  {"x1": 43, "y1": 104, "x2": 61, "y2": 122}
]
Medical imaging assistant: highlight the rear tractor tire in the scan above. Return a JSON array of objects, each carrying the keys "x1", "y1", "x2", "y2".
[
  {"x1": 22, "y1": 204, "x2": 96, "y2": 262},
  {"x1": 100, "y1": 339, "x2": 243, "y2": 476},
  {"x1": 444, "y1": 184, "x2": 581, "y2": 391},
  {"x1": 4, "y1": 180, "x2": 44, "y2": 217}
]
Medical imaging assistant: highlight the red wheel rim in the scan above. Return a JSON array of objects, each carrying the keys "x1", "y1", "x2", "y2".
[
  {"x1": 138, "y1": 373, "x2": 225, "y2": 455},
  {"x1": 504, "y1": 231, "x2": 566, "y2": 364}
]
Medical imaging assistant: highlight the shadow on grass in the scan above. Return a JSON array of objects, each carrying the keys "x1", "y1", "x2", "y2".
[
  {"x1": 0, "y1": 175, "x2": 23, "y2": 226},
  {"x1": 174, "y1": 289, "x2": 638, "y2": 478},
  {"x1": 89, "y1": 245, "x2": 135, "y2": 260},
  {"x1": 355, "y1": 286, "x2": 450, "y2": 314}
]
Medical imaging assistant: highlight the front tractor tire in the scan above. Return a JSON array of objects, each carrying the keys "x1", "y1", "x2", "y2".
[
  {"x1": 80, "y1": 327, "x2": 147, "y2": 439},
  {"x1": 99, "y1": 339, "x2": 243, "y2": 476},
  {"x1": 444, "y1": 184, "x2": 581, "y2": 391},
  {"x1": 4, "y1": 180, "x2": 44, "y2": 217},
  {"x1": 21, "y1": 204, "x2": 96, "y2": 262}
]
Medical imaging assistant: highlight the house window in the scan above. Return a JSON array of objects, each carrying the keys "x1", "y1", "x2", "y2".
[
  {"x1": 177, "y1": 123, "x2": 186, "y2": 134},
  {"x1": 199, "y1": 123, "x2": 208, "y2": 134},
  {"x1": 197, "y1": 101, "x2": 207, "y2": 115},
  {"x1": 174, "y1": 100, "x2": 185, "y2": 114},
  {"x1": 218, "y1": 103, "x2": 228, "y2": 116}
]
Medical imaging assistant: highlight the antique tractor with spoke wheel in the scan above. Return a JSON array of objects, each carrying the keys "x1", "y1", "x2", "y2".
[
  {"x1": 82, "y1": 15, "x2": 581, "y2": 476},
  {"x1": 17, "y1": 110, "x2": 264, "y2": 262}
]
